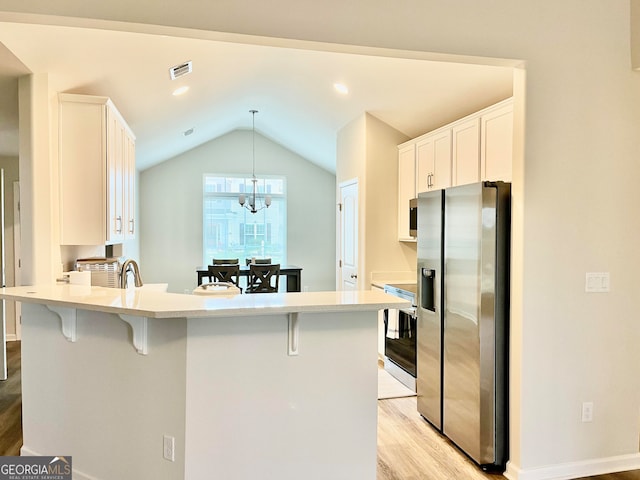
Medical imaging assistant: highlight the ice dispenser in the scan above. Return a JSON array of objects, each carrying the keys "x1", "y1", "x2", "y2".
[{"x1": 421, "y1": 268, "x2": 436, "y2": 312}]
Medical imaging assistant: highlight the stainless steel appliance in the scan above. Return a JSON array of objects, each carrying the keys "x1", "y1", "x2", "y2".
[
  {"x1": 382, "y1": 283, "x2": 417, "y2": 391},
  {"x1": 409, "y1": 198, "x2": 418, "y2": 237},
  {"x1": 417, "y1": 181, "x2": 510, "y2": 472}
]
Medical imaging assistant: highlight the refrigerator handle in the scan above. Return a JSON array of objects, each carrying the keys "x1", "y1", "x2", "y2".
[{"x1": 421, "y1": 268, "x2": 436, "y2": 312}]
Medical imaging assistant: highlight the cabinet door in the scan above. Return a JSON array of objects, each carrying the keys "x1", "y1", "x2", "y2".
[
  {"x1": 481, "y1": 103, "x2": 513, "y2": 182},
  {"x1": 397, "y1": 144, "x2": 416, "y2": 240},
  {"x1": 124, "y1": 132, "x2": 136, "y2": 239},
  {"x1": 59, "y1": 100, "x2": 107, "y2": 245},
  {"x1": 416, "y1": 138, "x2": 432, "y2": 194},
  {"x1": 106, "y1": 107, "x2": 125, "y2": 244},
  {"x1": 416, "y1": 130, "x2": 451, "y2": 193},
  {"x1": 452, "y1": 118, "x2": 480, "y2": 186},
  {"x1": 431, "y1": 130, "x2": 452, "y2": 190}
]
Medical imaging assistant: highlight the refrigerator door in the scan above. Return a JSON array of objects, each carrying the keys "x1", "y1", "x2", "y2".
[
  {"x1": 442, "y1": 181, "x2": 509, "y2": 469},
  {"x1": 416, "y1": 189, "x2": 443, "y2": 429}
]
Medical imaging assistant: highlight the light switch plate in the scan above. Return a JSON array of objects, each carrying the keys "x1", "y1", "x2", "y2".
[{"x1": 585, "y1": 272, "x2": 610, "y2": 293}]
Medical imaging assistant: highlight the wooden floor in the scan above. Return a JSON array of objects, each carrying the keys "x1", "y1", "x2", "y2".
[
  {"x1": 377, "y1": 394, "x2": 640, "y2": 480},
  {"x1": 0, "y1": 340, "x2": 22, "y2": 456},
  {"x1": 1, "y1": 341, "x2": 638, "y2": 480}
]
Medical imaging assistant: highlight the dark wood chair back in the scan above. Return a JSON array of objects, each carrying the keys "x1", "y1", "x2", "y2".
[
  {"x1": 245, "y1": 258, "x2": 272, "y2": 265},
  {"x1": 246, "y1": 264, "x2": 280, "y2": 294},
  {"x1": 212, "y1": 258, "x2": 239, "y2": 265},
  {"x1": 207, "y1": 264, "x2": 241, "y2": 291}
]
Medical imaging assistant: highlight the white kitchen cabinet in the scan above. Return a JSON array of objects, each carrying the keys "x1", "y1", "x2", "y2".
[
  {"x1": 481, "y1": 102, "x2": 513, "y2": 182},
  {"x1": 397, "y1": 98, "x2": 512, "y2": 242},
  {"x1": 397, "y1": 143, "x2": 416, "y2": 241},
  {"x1": 416, "y1": 128, "x2": 452, "y2": 194},
  {"x1": 452, "y1": 117, "x2": 481, "y2": 186},
  {"x1": 59, "y1": 93, "x2": 136, "y2": 245},
  {"x1": 125, "y1": 133, "x2": 136, "y2": 238},
  {"x1": 451, "y1": 99, "x2": 513, "y2": 186}
]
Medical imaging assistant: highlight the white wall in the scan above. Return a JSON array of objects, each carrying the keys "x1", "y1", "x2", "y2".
[
  {"x1": 140, "y1": 129, "x2": 335, "y2": 294},
  {"x1": 5, "y1": 1, "x2": 640, "y2": 478},
  {"x1": 336, "y1": 113, "x2": 414, "y2": 288},
  {"x1": 363, "y1": 114, "x2": 415, "y2": 281}
]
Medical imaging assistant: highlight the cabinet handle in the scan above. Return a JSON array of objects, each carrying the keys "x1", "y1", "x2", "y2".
[
  {"x1": 129, "y1": 218, "x2": 135, "y2": 234},
  {"x1": 350, "y1": 274, "x2": 358, "y2": 279},
  {"x1": 116, "y1": 215, "x2": 122, "y2": 234}
]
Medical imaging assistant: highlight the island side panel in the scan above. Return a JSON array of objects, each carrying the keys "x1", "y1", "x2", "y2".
[
  {"x1": 20, "y1": 303, "x2": 188, "y2": 480},
  {"x1": 184, "y1": 310, "x2": 379, "y2": 480}
]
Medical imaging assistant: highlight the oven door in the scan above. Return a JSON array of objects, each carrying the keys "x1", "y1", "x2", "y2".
[{"x1": 384, "y1": 306, "x2": 417, "y2": 377}]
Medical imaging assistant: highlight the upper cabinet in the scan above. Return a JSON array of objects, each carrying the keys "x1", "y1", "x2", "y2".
[
  {"x1": 59, "y1": 93, "x2": 136, "y2": 246},
  {"x1": 397, "y1": 98, "x2": 513, "y2": 241},
  {"x1": 452, "y1": 117, "x2": 481, "y2": 185},
  {"x1": 397, "y1": 144, "x2": 416, "y2": 242},
  {"x1": 397, "y1": 127, "x2": 454, "y2": 241},
  {"x1": 480, "y1": 102, "x2": 513, "y2": 182},
  {"x1": 416, "y1": 128, "x2": 452, "y2": 193}
]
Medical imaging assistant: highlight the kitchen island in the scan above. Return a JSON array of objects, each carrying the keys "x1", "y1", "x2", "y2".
[{"x1": 0, "y1": 285, "x2": 408, "y2": 480}]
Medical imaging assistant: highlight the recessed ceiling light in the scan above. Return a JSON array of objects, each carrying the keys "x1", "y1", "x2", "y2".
[
  {"x1": 172, "y1": 86, "x2": 189, "y2": 96},
  {"x1": 334, "y1": 83, "x2": 349, "y2": 95}
]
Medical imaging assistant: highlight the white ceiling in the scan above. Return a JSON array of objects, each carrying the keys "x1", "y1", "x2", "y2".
[{"x1": 0, "y1": 21, "x2": 514, "y2": 172}]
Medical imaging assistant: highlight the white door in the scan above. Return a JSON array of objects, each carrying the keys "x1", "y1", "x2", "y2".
[{"x1": 339, "y1": 180, "x2": 358, "y2": 291}]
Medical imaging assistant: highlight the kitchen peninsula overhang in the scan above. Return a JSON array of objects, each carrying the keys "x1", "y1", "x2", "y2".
[{"x1": 2, "y1": 284, "x2": 409, "y2": 480}]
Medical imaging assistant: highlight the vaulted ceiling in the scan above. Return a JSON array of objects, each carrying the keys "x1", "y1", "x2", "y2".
[{"x1": 0, "y1": 21, "x2": 514, "y2": 172}]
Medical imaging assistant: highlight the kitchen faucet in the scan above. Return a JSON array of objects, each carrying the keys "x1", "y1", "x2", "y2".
[{"x1": 120, "y1": 259, "x2": 143, "y2": 289}]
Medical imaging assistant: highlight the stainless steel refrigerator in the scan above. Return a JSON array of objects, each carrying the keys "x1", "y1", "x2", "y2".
[{"x1": 416, "y1": 181, "x2": 510, "y2": 472}]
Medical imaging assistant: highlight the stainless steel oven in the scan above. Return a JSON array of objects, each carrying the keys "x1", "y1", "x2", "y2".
[{"x1": 383, "y1": 283, "x2": 417, "y2": 390}]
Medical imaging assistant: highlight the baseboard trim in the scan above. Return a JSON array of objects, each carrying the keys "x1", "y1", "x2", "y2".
[
  {"x1": 20, "y1": 446, "x2": 101, "y2": 480},
  {"x1": 504, "y1": 453, "x2": 640, "y2": 480}
]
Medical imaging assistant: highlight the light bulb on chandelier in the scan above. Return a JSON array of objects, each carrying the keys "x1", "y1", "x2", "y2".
[{"x1": 238, "y1": 109, "x2": 272, "y2": 213}]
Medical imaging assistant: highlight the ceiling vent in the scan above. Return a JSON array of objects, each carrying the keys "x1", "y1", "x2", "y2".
[{"x1": 169, "y1": 61, "x2": 193, "y2": 80}]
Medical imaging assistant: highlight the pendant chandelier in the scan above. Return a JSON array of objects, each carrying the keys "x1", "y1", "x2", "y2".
[{"x1": 238, "y1": 109, "x2": 271, "y2": 214}]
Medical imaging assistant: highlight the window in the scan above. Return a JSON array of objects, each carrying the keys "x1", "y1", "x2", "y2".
[{"x1": 203, "y1": 174, "x2": 286, "y2": 265}]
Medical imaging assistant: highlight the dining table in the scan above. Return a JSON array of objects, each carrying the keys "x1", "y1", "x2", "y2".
[{"x1": 196, "y1": 264, "x2": 303, "y2": 292}]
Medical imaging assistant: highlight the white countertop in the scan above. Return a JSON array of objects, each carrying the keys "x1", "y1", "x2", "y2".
[
  {"x1": 0, "y1": 284, "x2": 410, "y2": 319},
  {"x1": 370, "y1": 271, "x2": 417, "y2": 290}
]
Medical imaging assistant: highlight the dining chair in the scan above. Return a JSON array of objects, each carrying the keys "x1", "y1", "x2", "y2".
[
  {"x1": 212, "y1": 258, "x2": 239, "y2": 265},
  {"x1": 246, "y1": 264, "x2": 280, "y2": 293},
  {"x1": 207, "y1": 264, "x2": 242, "y2": 292},
  {"x1": 245, "y1": 258, "x2": 272, "y2": 265}
]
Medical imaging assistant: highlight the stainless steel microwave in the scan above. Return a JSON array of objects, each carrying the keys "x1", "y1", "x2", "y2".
[{"x1": 409, "y1": 198, "x2": 418, "y2": 237}]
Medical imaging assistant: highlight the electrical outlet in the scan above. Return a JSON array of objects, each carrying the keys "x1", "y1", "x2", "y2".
[
  {"x1": 585, "y1": 272, "x2": 610, "y2": 293},
  {"x1": 581, "y1": 402, "x2": 594, "y2": 423},
  {"x1": 163, "y1": 435, "x2": 175, "y2": 462}
]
